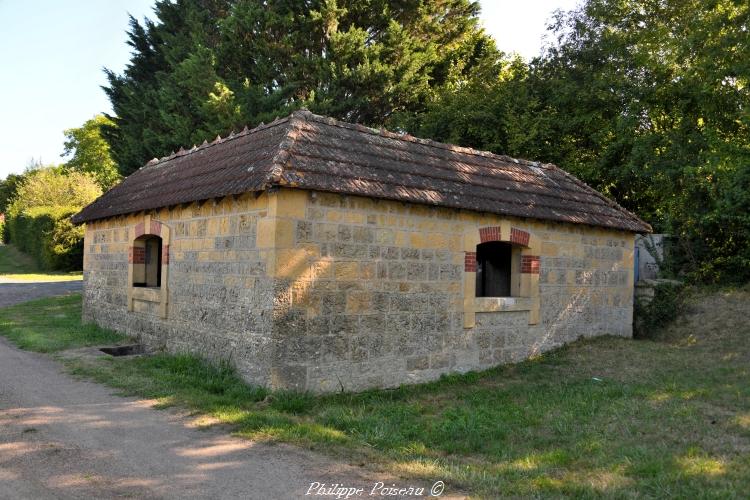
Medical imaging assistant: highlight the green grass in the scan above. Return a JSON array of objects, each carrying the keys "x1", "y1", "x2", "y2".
[
  {"x1": 0, "y1": 294, "x2": 124, "y2": 352},
  {"x1": 0, "y1": 244, "x2": 82, "y2": 281},
  {"x1": 2, "y1": 290, "x2": 750, "y2": 498}
]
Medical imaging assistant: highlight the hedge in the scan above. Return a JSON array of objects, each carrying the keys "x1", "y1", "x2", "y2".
[{"x1": 6, "y1": 206, "x2": 84, "y2": 271}]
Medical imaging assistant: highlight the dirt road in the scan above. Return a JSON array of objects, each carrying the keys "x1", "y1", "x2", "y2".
[
  {"x1": 0, "y1": 279, "x2": 82, "y2": 308},
  {"x1": 0, "y1": 335, "x2": 442, "y2": 499}
]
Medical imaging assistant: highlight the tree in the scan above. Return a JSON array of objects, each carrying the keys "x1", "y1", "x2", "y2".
[
  {"x1": 0, "y1": 173, "x2": 26, "y2": 214},
  {"x1": 62, "y1": 115, "x2": 121, "y2": 190},
  {"x1": 103, "y1": 0, "x2": 500, "y2": 175},
  {"x1": 6, "y1": 166, "x2": 102, "y2": 218},
  {"x1": 392, "y1": 56, "x2": 543, "y2": 160},
  {"x1": 4, "y1": 167, "x2": 101, "y2": 270},
  {"x1": 527, "y1": 0, "x2": 750, "y2": 282},
  {"x1": 400, "y1": 0, "x2": 749, "y2": 282}
]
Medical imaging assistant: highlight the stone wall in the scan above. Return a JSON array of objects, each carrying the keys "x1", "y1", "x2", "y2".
[
  {"x1": 82, "y1": 188, "x2": 635, "y2": 392},
  {"x1": 268, "y1": 189, "x2": 635, "y2": 392},
  {"x1": 82, "y1": 193, "x2": 276, "y2": 385}
]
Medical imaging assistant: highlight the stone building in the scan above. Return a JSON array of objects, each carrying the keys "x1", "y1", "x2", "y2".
[{"x1": 73, "y1": 110, "x2": 651, "y2": 392}]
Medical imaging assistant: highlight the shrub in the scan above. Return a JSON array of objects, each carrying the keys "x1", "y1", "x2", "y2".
[
  {"x1": 633, "y1": 282, "x2": 686, "y2": 339},
  {"x1": 6, "y1": 167, "x2": 101, "y2": 217},
  {"x1": 4, "y1": 167, "x2": 100, "y2": 271},
  {"x1": 6, "y1": 206, "x2": 84, "y2": 271},
  {"x1": 0, "y1": 214, "x2": 5, "y2": 244}
]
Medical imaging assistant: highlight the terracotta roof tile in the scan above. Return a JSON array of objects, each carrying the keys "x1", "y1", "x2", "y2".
[{"x1": 72, "y1": 111, "x2": 651, "y2": 232}]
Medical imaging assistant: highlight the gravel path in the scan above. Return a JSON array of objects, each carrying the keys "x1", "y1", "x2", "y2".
[
  {"x1": 0, "y1": 336, "x2": 444, "y2": 499},
  {"x1": 0, "y1": 280, "x2": 82, "y2": 308},
  {"x1": 0, "y1": 281, "x2": 450, "y2": 499}
]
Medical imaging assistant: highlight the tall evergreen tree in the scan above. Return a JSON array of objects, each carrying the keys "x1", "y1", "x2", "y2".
[
  {"x1": 103, "y1": 0, "x2": 233, "y2": 175},
  {"x1": 103, "y1": 0, "x2": 498, "y2": 176}
]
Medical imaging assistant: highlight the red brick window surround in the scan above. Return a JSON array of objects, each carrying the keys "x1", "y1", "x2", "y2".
[
  {"x1": 479, "y1": 226, "x2": 502, "y2": 243},
  {"x1": 521, "y1": 255, "x2": 541, "y2": 274},
  {"x1": 128, "y1": 218, "x2": 171, "y2": 319},
  {"x1": 469, "y1": 225, "x2": 541, "y2": 291},
  {"x1": 477, "y1": 226, "x2": 531, "y2": 247},
  {"x1": 463, "y1": 225, "x2": 541, "y2": 326},
  {"x1": 464, "y1": 251, "x2": 477, "y2": 272},
  {"x1": 510, "y1": 227, "x2": 530, "y2": 246}
]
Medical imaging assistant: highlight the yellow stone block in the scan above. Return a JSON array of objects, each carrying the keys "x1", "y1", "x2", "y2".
[
  {"x1": 528, "y1": 298, "x2": 541, "y2": 325},
  {"x1": 463, "y1": 272, "x2": 476, "y2": 329},
  {"x1": 207, "y1": 218, "x2": 219, "y2": 236},
  {"x1": 346, "y1": 292, "x2": 372, "y2": 313},
  {"x1": 463, "y1": 229, "x2": 480, "y2": 251},
  {"x1": 334, "y1": 261, "x2": 359, "y2": 280},
  {"x1": 527, "y1": 235, "x2": 542, "y2": 254},
  {"x1": 218, "y1": 216, "x2": 230, "y2": 235},
  {"x1": 309, "y1": 260, "x2": 334, "y2": 280},
  {"x1": 256, "y1": 219, "x2": 275, "y2": 248},
  {"x1": 342, "y1": 212, "x2": 365, "y2": 224},
  {"x1": 274, "y1": 248, "x2": 312, "y2": 279},
  {"x1": 395, "y1": 231, "x2": 409, "y2": 247},
  {"x1": 519, "y1": 274, "x2": 532, "y2": 297},
  {"x1": 409, "y1": 232, "x2": 426, "y2": 248},
  {"x1": 276, "y1": 189, "x2": 307, "y2": 218},
  {"x1": 274, "y1": 218, "x2": 296, "y2": 248},
  {"x1": 566, "y1": 270, "x2": 577, "y2": 285},
  {"x1": 529, "y1": 275, "x2": 540, "y2": 298},
  {"x1": 375, "y1": 229, "x2": 395, "y2": 245},
  {"x1": 360, "y1": 262, "x2": 376, "y2": 279},
  {"x1": 542, "y1": 242, "x2": 559, "y2": 256}
]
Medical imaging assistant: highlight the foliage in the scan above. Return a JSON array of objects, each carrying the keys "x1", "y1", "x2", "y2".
[
  {"x1": 62, "y1": 115, "x2": 122, "y2": 190},
  {"x1": 526, "y1": 0, "x2": 750, "y2": 284},
  {"x1": 0, "y1": 172, "x2": 25, "y2": 215},
  {"x1": 392, "y1": 55, "x2": 545, "y2": 159},
  {"x1": 633, "y1": 282, "x2": 686, "y2": 339},
  {"x1": 100, "y1": 0, "x2": 750, "y2": 284},
  {"x1": 6, "y1": 167, "x2": 101, "y2": 218},
  {"x1": 4, "y1": 167, "x2": 100, "y2": 271},
  {"x1": 103, "y1": 0, "x2": 499, "y2": 176},
  {"x1": 8, "y1": 291, "x2": 749, "y2": 497},
  {"x1": 403, "y1": 0, "x2": 750, "y2": 284},
  {"x1": 6, "y1": 206, "x2": 86, "y2": 271}
]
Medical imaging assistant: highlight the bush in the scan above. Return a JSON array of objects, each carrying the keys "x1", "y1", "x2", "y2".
[
  {"x1": 3, "y1": 167, "x2": 100, "y2": 271},
  {"x1": 6, "y1": 167, "x2": 101, "y2": 217},
  {"x1": 0, "y1": 214, "x2": 5, "y2": 244},
  {"x1": 633, "y1": 282, "x2": 686, "y2": 339},
  {"x1": 6, "y1": 206, "x2": 84, "y2": 271}
]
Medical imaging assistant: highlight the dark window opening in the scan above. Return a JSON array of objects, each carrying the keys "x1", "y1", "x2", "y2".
[
  {"x1": 133, "y1": 235, "x2": 162, "y2": 288},
  {"x1": 476, "y1": 241, "x2": 512, "y2": 297}
]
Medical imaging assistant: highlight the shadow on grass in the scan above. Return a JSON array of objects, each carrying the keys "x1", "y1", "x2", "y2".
[{"x1": 3, "y1": 291, "x2": 749, "y2": 498}]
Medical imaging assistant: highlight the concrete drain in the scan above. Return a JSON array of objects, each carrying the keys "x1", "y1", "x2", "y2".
[{"x1": 100, "y1": 344, "x2": 146, "y2": 357}]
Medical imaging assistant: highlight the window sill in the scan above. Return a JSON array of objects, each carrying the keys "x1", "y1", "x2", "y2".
[
  {"x1": 131, "y1": 286, "x2": 162, "y2": 303},
  {"x1": 473, "y1": 296, "x2": 533, "y2": 313}
]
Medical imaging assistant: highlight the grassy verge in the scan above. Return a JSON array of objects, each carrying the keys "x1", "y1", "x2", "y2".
[
  {"x1": 0, "y1": 294, "x2": 124, "y2": 352},
  {"x1": 0, "y1": 244, "x2": 82, "y2": 281},
  {"x1": 2, "y1": 291, "x2": 750, "y2": 498}
]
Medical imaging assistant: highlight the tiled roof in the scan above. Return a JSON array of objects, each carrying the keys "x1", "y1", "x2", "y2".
[{"x1": 72, "y1": 110, "x2": 651, "y2": 232}]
